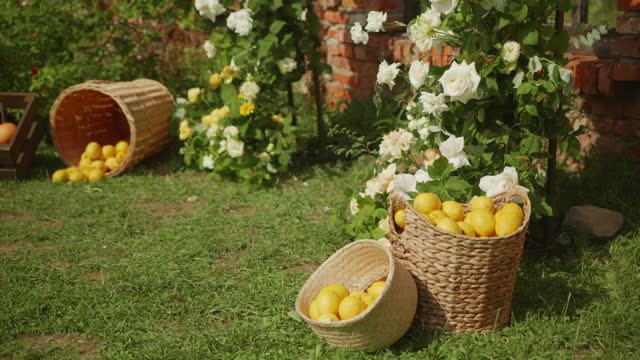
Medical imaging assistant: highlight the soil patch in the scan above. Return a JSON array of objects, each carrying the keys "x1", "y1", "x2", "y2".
[
  {"x1": 50, "y1": 259, "x2": 72, "y2": 269},
  {"x1": 128, "y1": 200, "x2": 196, "y2": 219},
  {"x1": 0, "y1": 241, "x2": 54, "y2": 255},
  {"x1": 0, "y1": 212, "x2": 33, "y2": 222},
  {"x1": 215, "y1": 247, "x2": 249, "y2": 272},
  {"x1": 573, "y1": 345, "x2": 602, "y2": 359},
  {"x1": 288, "y1": 262, "x2": 321, "y2": 273},
  {"x1": 84, "y1": 270, "x2": 108, "y2": 283},
  {"x1": 21, "y1": 333, "x2": 101, "y2": 359}
]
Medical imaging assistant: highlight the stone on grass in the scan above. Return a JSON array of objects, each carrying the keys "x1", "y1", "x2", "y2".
[{"x1": 562, "y1": 205, "x2": 624, "y2": 238}]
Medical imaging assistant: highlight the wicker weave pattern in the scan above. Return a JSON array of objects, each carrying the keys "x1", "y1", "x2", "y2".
[
  {"x1": 50, "y1": 79, "x2": 175, "y2": 176},
  {"x1": 387, "y1": 190, "x2": 531, "y2": 333},
  {"x1": 295, "y1": 240, "x2": 417, "y2": 351}
]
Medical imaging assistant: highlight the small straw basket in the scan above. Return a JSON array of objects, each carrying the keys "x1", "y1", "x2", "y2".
[
  {"x1": 295, "y1": 240, "x2": 418, "y2": 351},
  {"x1": 387, "y1": 189, "x2": 531, "y2": 333},
  {"x1": 49, "y1": 79, "x2": 175, "y2": 176}
]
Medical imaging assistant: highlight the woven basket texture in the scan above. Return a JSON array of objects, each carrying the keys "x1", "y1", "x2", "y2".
[
  {"x1": 295, "y1": 240, "x2": 417, "y2": 351},
  {"x1": 387, "y1": 190, "x2": 531, "y2": 333},
  {"x1": 49, "y1": 79, "x2": 175, "y2": 176}
]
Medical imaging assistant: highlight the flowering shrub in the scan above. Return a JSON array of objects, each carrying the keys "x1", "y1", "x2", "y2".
[
  {"x1": 177, "y1": 0, "x2": 321, "y2": 184},
  {"x1": 345, "y1": 0, "x2": 582, "y2": 239}
]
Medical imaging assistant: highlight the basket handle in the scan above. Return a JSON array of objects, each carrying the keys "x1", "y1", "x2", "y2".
[{"x1": 84, "y1": 80, "x2": 113, "y2": 85}]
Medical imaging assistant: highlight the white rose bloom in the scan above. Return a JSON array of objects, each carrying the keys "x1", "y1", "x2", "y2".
[
  {"x1": 479, "y1": 166, "x2": 529, "y2": 197},
  {"x1": 277, "y1": 57, "x2": 297, "y2": 74},
  {"x1": 175, "y1": 108, "x2": 186, "y2": 119},
  {"x1": 391, "y1": 173, "x2": 417, "y2": 199},
  {"x1": 378, "y1": 129, "x2": 415, "y2": 162},
  {"x1": 176, "y1": 97, "x2": 187, "y2": 105},
  {"x1": 409, "y1": 61, "x2": 430, "y2": 89},
  {"x1": 226, "y1": 9, "x2": 253, "y2": 36},
  {"x1": 365, "y1": 11, "x2": 387, "y2": 32},
  {"x1": 501, "y1": 41, "x2": 521, "y2": 64},
  {"x1": 187, "y1": 88, "x2": 201, "y2": 104},
  {"x1": 378, "y1": 217, "x2": 391, "y2": 234},
  {"x1": 430, "y1": 0, "x2": 459, "y2": 15},
  {"x1": 364, "y1": 163, "x2": 397, "y2": 198},
  {"x1": 223, "y1": 125, "x2": 239, "y2": 139},
  {"x1": 349, "y1": 198, "x2": 359, "y2": 215},
  {"x1": 195, "y1": 0, "x2": 226, "y2": 22},
  {"x1": 350, "y1": 22, "x2": 369, "y2": 45},
  {"x1": 239, "y1": 80, "x2": 260, "y2": 101},
  {"x1": 292, "y1": 80, "x2": 309, "y2": 95},
  {"x1": 415, "y1": 169, "x2": 432, "y2": 183},
  {"x1": 203, "y1": 40, "x2": 216, "y2": 59},
  {"x1": 218, "y1": 140, "x2": 226, "y2": 153},
  {"x1": 266, "y1": 163, "x2": 277, "y2": 173},
  {"x1": 408, "y1": 117, "x2": 428, "y2": 131},
  {"x1": 206, "y1": 124, "x2": 219, "y2": 139},
  {"x1": 202, "y1": 155, "x2": 215, "y2": 170},
  {"x1": 408, "y1": 9, "x2": 441, "y2": 52},
  {"x1": 179, "y1": 147, "x2": 186, "y2": 155},
  {"x1": 419, "y1": 92, "x2": 449, "y2": 116},
  {"x1": 376, "y1": 60, "x2": 401, "y2": 89},
  {"x1": 257, "y1": 152, "x2": 270, "y2": 162},
  {"x1": 438, "y1": 60, "x2": 481, "y2": 104},
  {"x1": 439, "y1": 135, "x2": 470, "y2": 170},
  {"x1": 226, "y1": 138, "x2": 245, "y2": 158},
  {"x1": 299, "y1": 8, "x2": 307, "y2": 21}
]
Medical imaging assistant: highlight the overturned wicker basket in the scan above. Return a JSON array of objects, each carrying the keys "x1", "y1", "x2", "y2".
[
  {"x1": 387, "y1": 189, "x2": 531, "y2": 333},
  {"x1": 50, "y1": 79, "x2": 175, "y2": 176},
  {"x1": 295, "y1": 240, "x2": 417, "y2": 351}
]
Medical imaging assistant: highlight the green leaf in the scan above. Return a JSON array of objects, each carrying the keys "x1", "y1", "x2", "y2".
[
  {"x1": 428, "y1": 157, "x2": 452, "y2": 180},
  {"x1": 446, "y1": 176, "x2": 471, "y2": 191},
  {"x1": 525, "y1": 105, "x2": 538, "y2": 116},
  {"x1": 516, "y1": 82, "x2": 535, "y2": 95},
  {"x1": 548, "y1": 31, "x2": 569, "y2": 56},
  {"x1": 270, "y1": 20, "x2": 286, "y2": 34},
  {"x1": 371, "y1": 228, "x2": 386, "y2": 239},
  {"x1": 510, "y1": 3, "x2": 528, "y2": 21},
  {"x1": 497, "y1": 17, "x2": 511, "y2": 30},
  {"x1": 522, "y1": 30, "x2": 539, "y2": 45},
  {"x1": 220, "y1": 83, "x2": 237, "y2": 105}
]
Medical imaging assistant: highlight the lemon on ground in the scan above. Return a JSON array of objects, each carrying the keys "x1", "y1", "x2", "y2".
[
  {"x1": 81, "y1": 152, "x2": 91, "y2": 161},
  {"x1": 428, "y1": 210, "x2": 448, "y2": 223},
  {"x1": 366, "y1": 281, "x2": 386, "y2": 300},
  {"x1": 317, "y1": 313, "x2": 340, "y2": 322},
  {"x1": 435, "y1": 217, "x2": 462, "y2": 234},
  {"x1": 51, "y1": 169, "x2": 68, "y2": 182},
  {"x1": 413, "y1": 193, "x2": 441, "y2": 215},
  {"x1": 308, "y1": 300, "x2": 320, "y2": 320},
  {"x1": 85, "y1": 142, "x2": 102, "y2": 160},
  {"x1": 457, "y1": 221, "x2": 476, "y2": 237},
  {"x1": 102, "y1": 144, "x2": 116, "y2": 159},
  {"x1": 349, "y1": 291, "x2": 374, "y2": 306},
  {"x1": 68, "y1": 170, "x2": 86, "y2": 183},
  {"x1": 338, "y1": 295, "x2": 366, "y2": 320},
  {"x1": 315, "y1": 290, "x2": 340, "y2": 316},
  {"x1": 79, "y1": 158, "x2": 92, "y2": 169},
  {"x1": 105, "y1": 157, "x2": 119, "y2": 172},
  {"x1": 115, "y1": 140, "x2": 129, "y2": 154},
  {"x1": 394, "y1": 209, "x2": 406, "y2": 229},
  {"x1": 442, "y1": 201, "x2": 465, "y2": 221},
  {"x1": 470, "y1": 196, "x2": 495, "y2": 213},
  {"x1": 91, "y1": 160, "x2": 107, "y2": 172},
  {"x1": 115, "y1": 151, "x2": 126, "y2": 163},
  {"x1": 468, "y1": 209, "x2": 496, "y2": 237},
  {"x1": 320, "y1": 284, "x2": 350, "y2": 303},
  {"x1": 88, "y1": 168, "x2": 105, "y2": 182},
  {"x1": 81, "y1": 167, "x2": 91, "y2": 178}
]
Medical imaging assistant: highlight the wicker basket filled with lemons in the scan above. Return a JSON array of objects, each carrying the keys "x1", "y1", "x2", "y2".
[{"x1": 51, "y1": 140, "x2": 129, "y2": 183}]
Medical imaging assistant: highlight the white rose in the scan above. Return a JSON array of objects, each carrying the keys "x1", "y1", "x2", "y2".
[
  {"x1": 223, "y1": 125, "x2": 239, "y2": 139},
  {"x1": 257, "y1": 152, "x2": 270, "y2": 162},
  {"x1": 277, "y1": 57, "x2": 297, "y2": 74},
  {"x1": 438, "y1": 60, "x2": 481, "y2": 104},
  {"x1": 365, "y1": 11, "x2": 387, "y2": 32},
  {"x1": 206, "y1": 124, "x2": 219, "y2": 139},
  {"x1": 409, "y1": 60, "x2": 430, "y2": 89},
  {"x1": 239, "y1": 80, "x2": 260, "y2": 101},
  {"x1": 202, "y1": 155, "x2": 215, "y2": 170},
  {"x1": 175, "y1": 108, "x2": 186, "y2": 120},
  {"x1": 419, "y1": 92, "x2": 448, "y2": 116},
  {"x1": 378, "y1": 217, "x2": 391, "y2": 234},
  {"x1": 415, "y1": 169, "x2": 432, "y2": 183},
  {"x1": 391, "y1": 173, "x2": 417, "y2": 200},
  {"x1": 349, "y1": 198, "x2": 359, "y2": 215},
  {"x1": 226, "y1": 138, "x2": 244, "y2": 158},
  {"x1": 195, "y1": 0, "x2": 226, "y2": 22},
  {"x1": 350, "y1": 22, "x2": 369, "y2": 45},
  {"x1": 408, "y1": 9, "x2": 441, "y2": 52},
  {"x1": 226, "y1": 9, "x2": 253, "y2": 36},
  {"x1": 430, "y1": 0, "x2": 459, "y2": 15},
  {"x1": 376, "y1": 60, "x2": 401, "y2": 89},
  {"x1": 299, "y1": 8, "x2": 307, "y2": 21},
  {"x1": 203, "y1": 40, "x2": 216, "y2": 59},
  {"x1": 266, "y1": 163, "x2": 277, "y2": 174},
  {"x1": 364, "y1": 163, "x2": 397, "y2": 198},
  {"x1": 479, "y1": 166, "x2": 529, "y2": 197},
  {"x1": 292, "y1": 80, "x2": 308, "y2": 95},
  {"x1": 439, "y1": 135, "x2": 470, "y2": 170},
  {"x1": 378, "y1": 129, "x2": 415, "y2": 162},
  {"x1": 501, "y1": 41, "x2": 521, "y2": 64}
]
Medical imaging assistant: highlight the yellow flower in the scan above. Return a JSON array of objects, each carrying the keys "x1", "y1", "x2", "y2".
[
  {"x1": 179, "y1": 120, "x2": 193, "y2": 140},
  {"x1": 219, "y1": 105, "x2": 230, "y2": 118},
  {"x1": 271, "y1": 114, "x2": 284, "y2": 124},
  {"x1": 187, "y1": 88, "x2": 200, "y2": 104},
  {"x1": 237, "y1": 92, "x2": 245, "y2": 100},
  {"x1": 239, "y1": 101, "x2": 255, "y2": 116},
  {"x1": 221, "y1": 65, "x2": 235, "y2": 83},
  {"x1": 179, "y1": 120, "x2": 190, "y2": 130},
  {"x1": 209, "y1": 73, "x2": 222, "y2": 90}
]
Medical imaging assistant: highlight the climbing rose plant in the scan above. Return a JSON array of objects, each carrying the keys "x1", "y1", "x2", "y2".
[{"x1": 345, "y1": 0, "x2": 582, "y2": 239}]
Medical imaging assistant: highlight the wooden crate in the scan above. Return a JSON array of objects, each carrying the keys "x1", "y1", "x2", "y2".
[{"x1": 0, "y1": 93, "x2": 45, "y2": 180}]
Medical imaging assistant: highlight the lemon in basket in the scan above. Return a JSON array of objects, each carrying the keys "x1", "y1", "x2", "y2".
[
  {"x1": 308, "y1": 300, "x2": 320, "y2": 320},
  {"x1": 394, "y1": 209, "x2": 406, "y2": 229},
  {"x1": 435, "y1": 217, "x2": 462, "y2": 234},
  {"x1": 413, "y1": 193, "x2": 441, "y2": 215},
  {"x1": 320, "y1": 284, "x2": 349, "y2": 303},
  {"x1": 468, "y1": 208, "x2": 496, "y2": 237},
  {"x1": 105, "y1": 157, "x2": 119, "y2": 172},
  {"x1": 428, "y1": 210, "x2": 448, "y2": 223},
  {"x1": 442, "y1": 201, "x2": 465, "y2": 221},
  {"x1": 366, "y1": 281, "x2": 386, "y2": 301},
  {"x1": 102, "y1": 145, "x2": 116, "y2": 159},
  {"x1": 115, "y1": 140, "x2": 129, "y2": 154},
  {"x1": 470, "y1": 196, "x2": 495, "y2": 213},
  {"x1": 457, "y1": 221, "x2": 476, "y2": 237},
  {"x1": 78, "y1": 157, "x2": 92, "y2": 169},
  {"x1": 85, "y1": 142, "x2": 102, "y2": 160},
  {"x1": 349, "y1": 291, "x2": 374, "y2": 306},
  {"x1": 338, "y1": 295, "x2": 366, "y2": 320},
  {"x1": 317, "y1": 313, "x2": 340, "y2": 322},
  {"x1": 315, "y1": 290, "x2": 340, "y2": 317},
  {"x1": 495, "y1": 203, "x2": 524, "y2": 236}
]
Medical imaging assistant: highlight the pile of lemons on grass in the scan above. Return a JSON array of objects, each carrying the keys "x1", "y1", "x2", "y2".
[
  {"x1": 394, "y1": 193, "x2": 524, "y2": 237},
  {"x1": 51, "y1": 140, "x2": 129, "y2": 183},
  {"x1": 308, "y1": 280, "x2": 386, "y2": 322}
]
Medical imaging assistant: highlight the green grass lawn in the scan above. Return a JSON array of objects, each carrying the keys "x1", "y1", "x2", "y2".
[{"x1": 1, "y1": 142, "x2": 639, "y2": 359}]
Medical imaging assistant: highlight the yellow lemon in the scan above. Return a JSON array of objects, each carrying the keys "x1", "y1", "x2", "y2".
[
  {"x1": 85, "y1": 142, "x2": 102, "y2": 160},
  {"x1": 209, "y1": 73, "x2": 222, "y2": 89},
  {"x1": 68, "y1": 170, "x2": 86, "y2": 183},
  {"x1": 338, "y1": 295, "x2": 366, "y2": 320},
  {"x1": 115, "y1": 151, "x2": 126, "y2": 163},
  {"x1": 495, "y1": 215, "x2": 522, "y2": 236},
  {"x1": 366, "y1": 281, "x2": 386, "y2": 301},
  {"x1": 90, "y1": 160, "x2": 107, "y2": 172},
  {"x1": 468, "y1": 209, "x2": 496, "y2": 237},
  {"x1": 470, "y1": 196, "x2": 495, "y2": 213},
  {"x1": 78, "y1": 157, "x2": 92, "y2": 169},
  {"x1": 81, "y1": 167, "x2": 91, "y2": 178},
  {"x1": 105, "y1": 157, "x2": 119, "y2": 172},
  {"x1": 435, "y1": 217, "x2": 462, "y2": 234},
  {"x1": 413, "y1": 193, "x2": 441, "y2": 215},
  {"x1": 320, "y1": 284, "x2": 349, "y2": 303},
  {"x1": 81, "y1": 152, "x2": 90, "y2": 161},
  {"x1": 317, "y1": 313, "x2": 340, "y2": 322},
  {"x1": 115, "y1": 140, "x2": 129, "y2": 154},
  {"x1": 428, "y1": 210, "x2": 448, "y2": 223},
  {"x1": 88, "y1": 168, "x2": 105, "y2": 183},
  {"x1": 500, "y1": 203, "x2": 524, "y2": 223},
  {"x1": 308, "y1": 300, "x2": 320, "y2": 320},
  {"x1": 421, "y1": 212, "x2": 435, "y2": 225},
  {"x1": 102, "y1": 145, "x2": 116, "y2": 159},
  {"x1": 315, "y1": 290, "x2": 340, "y2": 316},
  {"x1": 349, "y1": 291, "x2": 374, "y2": 306},
  {"x1": 463, "y1": 213, "x2": 472, "y2": 224},
  {"x1": 442, "y1": 201, "x2": 465, "y2": 221},
  {"x1": 394, "y1": 209, "x2": 406, "y2": 230},
  {"x1": 51, "y1": 169, "x2": 68, "y2": 182},
  {"x1": 457, "y1": 221, "x2": 476, "y2": 237}
]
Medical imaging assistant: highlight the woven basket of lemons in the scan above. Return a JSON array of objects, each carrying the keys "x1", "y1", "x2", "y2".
[
  {"x1": 295, "y1": 240, "x2": 417, "y2": 351},
  {"x1": 387, "y1": 189, "x2": 531, "y2": 334}
]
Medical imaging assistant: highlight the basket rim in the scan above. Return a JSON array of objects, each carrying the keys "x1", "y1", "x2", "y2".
[
  {"x1": 295, "y1": 239, "x2": 395, "y2": 328},
  {"x1": 388, "y1": 189, "x2": 531, "y2": 241}
]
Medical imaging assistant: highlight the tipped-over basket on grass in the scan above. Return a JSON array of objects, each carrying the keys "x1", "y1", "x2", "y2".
[
  {"x1": 387, "y1": 189, "x2": 531, "y2": 334},
  {"x1": 295, "y1": 239, "x2": 418, "y2": 351}
]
